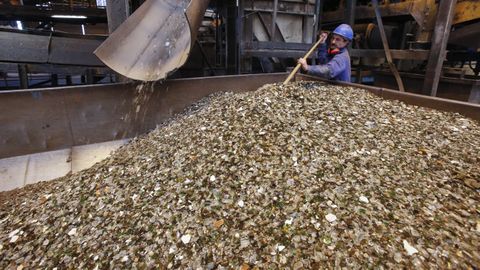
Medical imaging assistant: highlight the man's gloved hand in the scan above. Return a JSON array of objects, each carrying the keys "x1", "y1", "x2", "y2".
[{"x1": 297, "y1": 58, "x2": 309, "y2": 72}]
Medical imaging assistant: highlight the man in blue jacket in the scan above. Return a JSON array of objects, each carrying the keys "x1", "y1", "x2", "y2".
[{"x1": 297, "y1": 24, "x2": 353, "y2": 82}]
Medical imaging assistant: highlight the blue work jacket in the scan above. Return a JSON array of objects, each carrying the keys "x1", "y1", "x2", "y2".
[{"x1": 307, "y1": 43, "x2": 351, "y2": 82}]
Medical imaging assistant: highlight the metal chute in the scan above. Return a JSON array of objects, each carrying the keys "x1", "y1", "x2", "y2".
[{"x1": 94, "y1": 0, "x2": 210, "y2": 81}]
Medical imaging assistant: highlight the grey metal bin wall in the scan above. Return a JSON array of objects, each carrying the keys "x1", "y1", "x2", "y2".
[{"x1": 0, "y1": 73, "x2": 479, "y2": 160}]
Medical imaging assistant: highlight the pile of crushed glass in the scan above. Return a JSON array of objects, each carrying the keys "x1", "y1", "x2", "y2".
[{"x1": 1, "y1": 82, "x2": 478, "y2": 269}]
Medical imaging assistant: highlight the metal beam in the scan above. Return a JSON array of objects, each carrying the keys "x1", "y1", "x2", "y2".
[
  {"x1": 0, "y1": 29, "x2": 105, "y2": 66},
  {"x1": 244, "y1": 49, "x2": 306, "y2": 58},
  {"x1": 105, "y1": 0, "x2": 130, "y2": 82},
  {"x1": 0, "y1": 62, "x2": 110, "y2": 75},
  {"x1": 106, "y1": 0, "x2": 130, "y2": 33},
  {"x1": 372, "y1": 0, "x2": 404, "y2": 92},
  {"x1": 244, "y1": 0, "x2": 316, "y2": 16},
  {"x1": 373, "y1": 70, "x2": 480, "y2": 105},
  {"x1": 271, "y1": 0, "x2": 278, "y2": 41},
  {"x1": 257, "y1": 13, "x2": 285, "y2": 42},
  {"x1": 236, "y1": 0, "x2": 244, "y2": 74},
  {"x1": 0, "y1": 5, "x2": 106, "y2": 24},
  {"x1": 245, "y1": 41, "x2": 310, "y2": 51},
  {"x1": 345, "y1": 0, "x2": 356, "y2": 51},
  {"x1": 225, "y1": 2, "x2": 238, "y2": 74},
  {"x1": 422, "y1": 0, "x2": 457, "y2": 96},
  {"x1": 243, "y1": 41, "x2": 430, "y2": 60},
  {"x1": 312, "y1": 0, "x2": 321, "y2": 65},
  {"x1": 242, "y1": 1, "x2": 254, "y2": 73},
  {"x1": 323, "y1": 2, "x2": 415, "y2": 22},
  {"x1": 351, "y1": 49, "x2": 429, "y2": 60},
  {"x1": 17, "y1": 64, "x2": 28, "y2": 89},
  {"x1": 345, "y1": 0, "x2": 357, "y2": 26}
]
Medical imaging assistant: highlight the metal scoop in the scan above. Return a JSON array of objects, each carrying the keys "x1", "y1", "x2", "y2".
[{"x1": 94, "y1": 0, "x2": 210, "y2": 81}]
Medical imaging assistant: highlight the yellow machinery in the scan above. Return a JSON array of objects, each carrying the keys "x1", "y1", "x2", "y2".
[{"x1": 323, "y1": 0, "x2": 480, "y2": 46}]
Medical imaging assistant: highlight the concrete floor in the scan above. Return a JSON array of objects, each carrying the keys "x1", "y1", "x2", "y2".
[{"x1": 0, "y1": 139, "x2": 129, "y2": 192}]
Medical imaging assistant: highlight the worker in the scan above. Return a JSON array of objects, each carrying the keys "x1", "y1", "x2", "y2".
[{"x1": 297, "y1": 24, "x2": 353, "y2": 82}]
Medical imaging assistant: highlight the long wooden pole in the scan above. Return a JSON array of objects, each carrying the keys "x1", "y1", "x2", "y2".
[{"x1": 283, "y1": 35, "x2": 326, "y2": 84}]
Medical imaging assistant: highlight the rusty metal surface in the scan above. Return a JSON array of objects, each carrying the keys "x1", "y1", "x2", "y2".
[
  {"x1": 48, "y1": 35, "x2": 105, "y2": 66},
  {"x1": 1, "y1": 72, "x2": 479, "y2": 159},
  {"x1": 453, "y1": 0, "x2": 480, "y2": 25},
  {"x1": 322, "y1": 1, "x2": 479, "y2": 26},
  {"x1": 0, "y1": 73, "x2": 286, "y2": 159}
]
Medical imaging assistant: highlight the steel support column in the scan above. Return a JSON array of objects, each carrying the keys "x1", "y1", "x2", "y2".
[
  {"x1": 373, "y1": 0, "x2": 404, "y2": 92},
  {"x1": 106, "y1": 0, "x2": 130, "y2": 33},
  {"x1": 345, "y1": 0, "x2": 357, "y2": 28},
  {"x1": 236, "y1": 0, "x2": 244, "y2": 74},
  {"x1": 311, "y1": 0, "x2": 322, "y2": 65},
  {"x1": 105, "y1": 0, "x2": 130, "y2": 82},
  {"x1": 17, "y1": 64, "x2": 28, "y2": 89},
  {"x1": 345, "y1": 0, "x2": 357, "y2": 78},
  {"x1": 271, "y1": 0, "x2": 278, "y2": 41},
  {"x1": 422, "y1": 0, "x2": 457, "y2": 96},
  {"x1": 242, "y1": 1, "x2": 253, "y2": 74},
  {"x1": 226, "y1": 2, "x2": 238, "y2": 74}
]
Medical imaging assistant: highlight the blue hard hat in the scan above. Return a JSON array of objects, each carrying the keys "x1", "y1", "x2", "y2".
[{"x1": 333, "y1": 24, "x2": 353, "y2": 41}]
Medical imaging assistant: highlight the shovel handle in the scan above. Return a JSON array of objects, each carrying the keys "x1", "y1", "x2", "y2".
[{"x1": 283, "y1": 35, "x2": 327, "y2": 85}]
